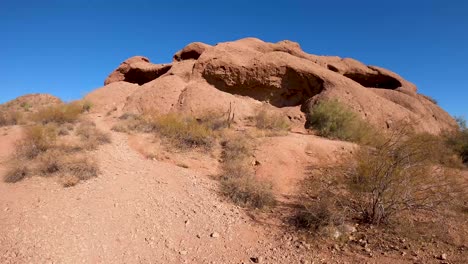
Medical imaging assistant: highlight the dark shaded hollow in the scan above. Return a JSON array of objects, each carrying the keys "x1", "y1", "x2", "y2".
[
  {"x1": 344, "y1": 72, "x2": 401, "y2": 89},
  {"x1": 203, "y1": 66, "x2": 324, "y2": 108},
  {"x1": 327, "y1": 64, "x2": 339, "y2": 72},
  {"x1": 175, "y1": 50, "x2": 203, "y2": 61},
  {"x1": 123, "y1": 65, "x2": 171, "y2": 85}
]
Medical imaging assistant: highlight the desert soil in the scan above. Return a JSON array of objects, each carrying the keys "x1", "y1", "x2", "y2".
[{"x1": 0, "y1": 116, "x2": 315, "y2": 264}]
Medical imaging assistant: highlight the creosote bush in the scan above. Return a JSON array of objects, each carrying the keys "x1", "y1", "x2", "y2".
[
  {"x1": 349, "y1": 128, "x2": 463, "y2": 225},
  {"x1": 294, "y1": 165, "x2": 350, "y2": 232},
  {"x1": 445, "y1": 116, "x2": 468, "y2": 165},
  {"x1": 307, "y1": 100, "x2": 377, "y2": 144}
]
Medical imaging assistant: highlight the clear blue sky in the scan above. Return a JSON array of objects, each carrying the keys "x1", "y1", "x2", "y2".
[{"x1": 1, "y1": 0, "x2": 466, "y2": 117}]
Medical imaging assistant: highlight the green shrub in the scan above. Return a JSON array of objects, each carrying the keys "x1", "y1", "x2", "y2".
[
  {"x1": 446, "y1": 116, "x2": 468, "y2": 164},
  {"x1": 307, "y1": 100, "x2": 376, "y2": 144}
]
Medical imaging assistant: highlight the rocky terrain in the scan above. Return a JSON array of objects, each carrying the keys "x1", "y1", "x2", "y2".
[{"x1": 1, "y1": 38, "x2": 466, "y2": 263}]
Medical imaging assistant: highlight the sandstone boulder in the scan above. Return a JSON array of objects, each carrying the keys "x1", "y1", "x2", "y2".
[
  {"x1": 97, "y1": 38, "x2": 456, "y2": 134},
  {"x1": 173, "y1": 42, "x2": 211, "y2": 62},
  {"x1": 104, "y1": 56, "x2": 171, "y2": 85}
]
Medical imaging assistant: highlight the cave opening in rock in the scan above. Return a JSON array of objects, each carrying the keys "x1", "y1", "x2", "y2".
[
  {"x1": 343, "y1": 72, "x2": 401, "y2": 89},
  {"x1": 203, "y1": 66, "x2": 324, "y2": 108},
  {"x1": 122, "y1": 66, "x2": 171, "y2": 85}
]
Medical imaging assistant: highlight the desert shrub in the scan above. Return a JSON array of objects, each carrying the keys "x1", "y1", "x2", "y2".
[
  {"x1": 294, "y1": 199, "x2": 336, "y2": 231},
  {"x1": 60, "y1": 155, "x2": 99, "y2": 181},
  {"x1": 220, "y1": 135, "x2": 252, "y2": 162},
  {"x1": 197, "y1": 110, "x2": 231, "y2": 131},
  {"x1": 0, "y1": 110, "x2": 23, "y2": 126},
  {"x1": 219, "y1": 134, "x2": 275, "y2": 209},
  {"x1": 349, "y1": 129, "x2": 461, "y2": 225},
  {"x1": 294, "y1": 165, "x2": 351, "y2": 232},
  {"x1": 76, "y1": 121, "x2": 111, "y2": 150},
  {"x1": 220, "y1": 175, "x2": 276, "y2": 209},
  {"x1": 37, "y1": 149, "x2": 63, "y2": 175},
  {"x1": 16, "y1": 124, "x2": 57, "y2": 159},
  {"x1": 421, "y1": 94, "x2": 438, "y2": 104},
  {"x1": 61, "y1": 174, "x2": 80, "y2": 187},
  {"x1": 55, "y1": 156, "x2": 99, "y2": 187},
  {"x1": 150, "y1": 113, "x2": 214, "y2": 149},
  {"x1": 253, "y1": 109, "x2": 290, "y2": 136},
  {"x1": 33, "y1": 103, "x2": 83, "y2": 124},
  {"x1": 111, "y1": 123, "x2": 128, "y2": 133},
  {"x1": 3, "y1": 163, "x2": 29, "y2": 183},
  {"x1": 445, "y1": 116, "x2": 468, "y2": 164},
  {"x1": 307, "y1": 100, "x2": 377, "y2": 144},
  {"x1": 81, "y1": 101, "x2": 93, "y2": 112},
  {"x1": 20, "y1": 102, "x2": 32, "y2": 111}
]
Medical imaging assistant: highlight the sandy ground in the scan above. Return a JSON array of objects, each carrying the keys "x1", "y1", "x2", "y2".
[{"x1": 0, "y1": 117, "x2": 313, "y2": 264}]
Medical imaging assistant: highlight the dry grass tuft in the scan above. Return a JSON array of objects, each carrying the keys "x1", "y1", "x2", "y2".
[
  {"x1": 150, "y1": 114, "x2": 214, "y2": 149},
  {"x1": 60, "y1": 155, "x2": 99, "y2": 181},
  {"x1": 76, "y1": 121, "x2": 111, "y2": 150},
  {"x1": 220, "y1": 176, "x2": 276, "y2": 209},
  {"x1": 219, "y1": 133, "x2": 275, "y2": 209},
  {"x1": 15, "y1": 124, "x2": 57, "y2": 159},
  {"x1": 33, "y1": 102, "x2": 84, "y2": 124},
  {"x1": 3, "y1": 119, "x2": 101, "y2": 186},
  {"x1": 252, "y1": 109, "x2": 290, "y2": 136},
  {"x1": 3, "y1": 163, "x2": 29, "y2": 183},
  {"x1": 0, "y1": 110, "x2": 23, "y2": 127}
]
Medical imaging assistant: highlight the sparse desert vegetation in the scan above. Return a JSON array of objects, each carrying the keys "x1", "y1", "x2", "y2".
[
  {"x1": 219, "y1": 133, "x2": 276, "y2": 209},
  {"x1": 294, "y1": 121, "x2": 467, "y2": 262},
  {"x1": 445, "y1": 116, "x2": 468, "y2": 164},
  {"x1": 1, "y1": 36, "x2": 467, "y2": 263},
  {"x1": 0, "y1": 110, "x2": 23, "y2": 127},
  {"x1": 252, "y1": 108, "x2": 290, "y2": 136},
  {"x1": 2, "y1": 102, "x2": 108, "y2": 187},
  {"x1": 307, "y1": 100, "x2": 378, "y2": 144}
]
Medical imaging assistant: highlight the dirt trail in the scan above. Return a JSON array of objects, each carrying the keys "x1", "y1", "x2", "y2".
[{"x1": 0, "y1": 116, "x2": 309, "y2": 263}]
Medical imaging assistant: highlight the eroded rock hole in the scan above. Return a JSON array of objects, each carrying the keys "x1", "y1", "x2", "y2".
[
  {"x1": 123, "y1": 66, "x2": 171, "y2": 85},
  {"x1": 327, "y1": 64, "x2": 339, "y2": 72},
  {"x1": 203, "y1": 66, "x2": 324, "y2": 108},
  {"x1": 344, "y1": 72, "x2": 401, "y2": 89}
]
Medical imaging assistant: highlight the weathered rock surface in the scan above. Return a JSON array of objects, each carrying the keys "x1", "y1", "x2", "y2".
[
  {"x1": 104, "y1": 56, "x2": 171, "y2": 86},
  {"x1": 173, "y1": 42, "x2": 211, "y2": 62},
  {"x1": 95, "y1": 38, "x2": 456, "y2": 134}
]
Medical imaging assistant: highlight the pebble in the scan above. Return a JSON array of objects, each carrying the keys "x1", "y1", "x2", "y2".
[{"x1": 210, "y1": 232, "x2": 220, "y2": 238}]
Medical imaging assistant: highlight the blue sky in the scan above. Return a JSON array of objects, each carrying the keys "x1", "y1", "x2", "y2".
[{"x1": 1, "y1": 0, "x2": 466, "y2": 117}]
